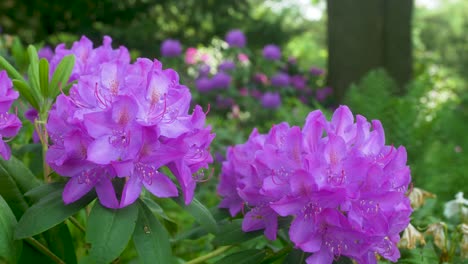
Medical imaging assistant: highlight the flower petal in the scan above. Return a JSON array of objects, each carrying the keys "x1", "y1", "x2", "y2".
[
  {"x1": 95, "y1": 179, "x2": 119, "y2": 209},
  {"x1": 63, "y1": 177, "x2": 94, "y2": 204},
  {"x1": 120, "y1": 176, "x2": 143, "y2": 207}
]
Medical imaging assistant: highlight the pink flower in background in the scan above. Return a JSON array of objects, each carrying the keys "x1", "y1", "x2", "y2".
[
  {"x1": 238, "y1": 53, "x2": 249, "y2": 63},
  {"x1": 185, "y1": 47, "x2": 198, "y2": 64}
]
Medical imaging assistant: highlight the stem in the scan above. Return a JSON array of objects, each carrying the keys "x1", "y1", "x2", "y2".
[
  {"x1": 185, "y1": 246, "x2": 233, "y2": 264},
  {"x1": 68, "y1": 216, "x2": 86, "y2": 233},
  {"x1": 26, "y1": 237, "x2": 66, "y2": 264},
  {"x1": 36, "y1": 112, "x2": 51, "y2": 182}
]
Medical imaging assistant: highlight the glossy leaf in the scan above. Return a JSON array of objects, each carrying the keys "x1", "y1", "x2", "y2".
[
  {"x1": 173, "y1": 196, "x2": 218, "y2": 234},
  {"x1": 15, "y1": 189, "x2": 95, "y2": 239},
  {"x1": 0, "y1": 156, "x2": 40, "y2": 194},
  {"x1": 86, "y1": 202, "x2": 138, "y2": 264},
  {"x1": 49, "y1": 55, "x2": 75, "y2": 97},
  {"x1": 133, "y1": 200, "x2": 173, "y2": 264},
  {"x1": 0, "y1": 195, "x2": 22, "y2": 263},
  {"x1": 212, "y1": 219, "x2": 263, "y2": 246},
  {"x1": 24, "y1": 182, "x2": 65, "y2": 202},
  {"x1": 215, "y1": 249, "x2": 266, "y2": 264}
]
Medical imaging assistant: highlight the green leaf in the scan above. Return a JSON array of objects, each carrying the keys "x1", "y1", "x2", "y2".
[
  {"x1": 214, "y1": 249, "x2": 266, "y2": 264},
  {"x1": 24, "y1": 182, "x2": 65, "y2": 202},
  {"x1": 212, "y1": 219, "x2": 263, "y2": 246},
  {"x1": 49, "y1": 55, "x2": 75, "y2": 97},
  {"x1": 43, "y1": 223, "x2": 77, "y2": 264},
  {"x1": 0, "y1": 56, "x2": 24, "y2": 81},
  {"x1": 282, "y1": 249, "x2": 307, "y2": 264},
  {"x1": 12, "y1": 79, "x2": 39, "y2": 110},
  {"x1": 0, "y1": 195, "x2": 22, "y2": 263},
  {"x1": 39, "y1": 58, "x2": 49, "y2": 97},
  {"x1": 173, "y1": 197, "x2": 218, "y2": 234},
  {"x1": 0, "y1": 157, "x2": 36, "y2": 219},
  {"x1": 15, "y1": 189, "x2": 95, "y2": 239},
  {"x1": 86, "y1": 202, "x2": 138, "y2": 264},
  {"x1": 18, "y1": 241, "x2": 51, "y2": 264},
  {"x1": 0, "y1": 156, "x2": 40, "y2": 194},
  {"x1": 133, "y1": 200, "x2": 173, "y2": 264}
]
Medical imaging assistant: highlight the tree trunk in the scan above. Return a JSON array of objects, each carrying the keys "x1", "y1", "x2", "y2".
[{"x1": 327, "y1": 0, "x2": 413, "y2": 102}]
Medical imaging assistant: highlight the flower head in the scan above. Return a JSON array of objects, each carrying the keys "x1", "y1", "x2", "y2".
[
  {"x1": 218, "y1": 60, "x2": 236, "y2": 72},
  {"x1": 0, "y1": 71, "x2": 21, "y2": 160},
  {"x1": 218, "y1": 105, "x2": 412, "y2": 264},
  {"x1": 262, "y1": 44, "x2": 281, "y2": 60},
  {"x1": 161, "y1": 39, "x2": 182, "y2": 57},
  {"x1": 225, "y1": 29, "x2": 246, "y2": 48},
  {"x1": 261, "y1": 92, "x2": 281, "y2": 109},
  {"x1": 271, "y1": 72, "x2": 290, "y2": 87},
  {"x1": 47, "y1": 37, "x2": 214, "y2": 209}
]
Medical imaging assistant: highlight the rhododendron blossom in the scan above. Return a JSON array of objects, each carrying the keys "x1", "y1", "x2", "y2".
[
  {"x1": 0, "y1": 71, "x2": 21, "y2": 160},
  {"x1": 218, "y1": 105, "x2": 412, "y2": 264},
  {"x1": 46, "y1": 36, "x2": 214, "y2": 209}
]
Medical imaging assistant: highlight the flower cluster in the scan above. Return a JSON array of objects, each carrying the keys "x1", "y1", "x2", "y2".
[
  {"x1": 46, "y1": 36, "x2": 214, "y2": 209},
  {"x1": 0, "y1": 71, "x2": 21, "y2": 160},
  {"x1": 218, "y1": 105, "x2": 412, "y2": 264}
]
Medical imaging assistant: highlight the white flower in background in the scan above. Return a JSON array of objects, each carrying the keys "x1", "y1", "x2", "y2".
[
  {"x1": 399, "y1": 223, "x2": 426, "y2": 249},
  {"x1": 444, "y1": 192, "x2": 468, "y2": 219}
]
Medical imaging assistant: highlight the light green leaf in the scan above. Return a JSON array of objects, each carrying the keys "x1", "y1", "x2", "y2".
[
  {"x1": 15, "y1": 189, "x2": 95, "y2": 239},
  {"x1": 27, "y1": 46, "x2": 40, "y2": 91},
  {"x1": 173, "y1": 197, "x2": 218, "y2": 234},
  {"x1": 49, "y1": 55, "x2": 75, "y2": 97},
  {"x1": 39, "y1": 58, "x2": 49, "y2": 97},
  {"x1": 0, "y1": 56, "x2": 24, "y2": 81},
  {"x1": 86, "y1": 203, "x2": 138, "y2": 264},
  {"x1": 133, "y1": 200, "x2": 173, "y2": 264},
  {"x1": 0, "y1": 195, "x2": 22, "y2": 264},
  {"x1": 12, "y1": 79, "x2": 39, "y2": 110}
]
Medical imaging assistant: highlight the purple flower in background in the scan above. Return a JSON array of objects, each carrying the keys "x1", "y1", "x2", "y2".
[
  {"x1": 261, "y1": 92, "x2": 281, "y2": 109},
  {"x1": 218, "y1": 105, "x2": 412, "y2": 264},
  {"x1": 218, "y1": 60, "x2": 236, "y2": 72},
  {"x1": 0, "y1": 71, "x2": 21, "y2": 160},
  {"x1": 211, "y1": 72, "x2": 231, "y2": 89},
  {"x1": 46, "y1": 37, "x2": 214, "y2": 209},
  {"x1": 263, "y1": 44, "x2": 281, "y2": 60},
  {"x1": 310, "y1": 66, "x2": 325, "y2": 76},
  {"x1": 196, "y1": 77, "x2": 213, "y2": 93},
  {"x1": 271, "y1": 72, "x2": 290, "y2": 87},
  {"x1": 225, "y1": 29, "x2": 246, "y2": 48},
  {"x1": 288, "y1": 56, "x2": 297, "y2": 65},
  {"x1": 24, "y1": 108, "x2": 40, "y2": 143},
  {"x1": 161, "y1": 39, "x2": 182, "y2": 57},
  {"x1": 290, "y1": 75, "x2": 306, "y2": 90},
  {"x1": 216, "y1": 95, "x2": 234, "y2": 109},
  {"x1": 198, "y1": 64, "x2": 211, "y2": 77},
  {"x1": 38, "y1": 46, "x2": 54, "y2": 61},
  {"x1": 316, "y1": 87, "x2": 333, "y2": 102}
]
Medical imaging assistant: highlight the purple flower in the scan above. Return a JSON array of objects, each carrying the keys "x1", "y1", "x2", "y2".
[
  {"x1": 310, "y1": 66, "x2": 325, "y2": 76},
  {"x1": 218, "y1": 60, "x2": 236, "y2": 72},
  {"x1": 316, "y1": 87, "x2": 333, "y2": 102},
  {"x1": 253, "y1": 73, "x2": 268, "y2": 85},
  {"x1": 217, "y1": 105, "x2": 412, "y2": 264},
  {"x1": 290, "y1": 75, "x2": 306, "y2": 90},
  {"x1": 160, "y1": 39, "x2": 182, "y2": 57},
  {"x1": 211, "y1": 72, "x2": 231, "y2": 89},
  {"x1": 198, "y1": 64, "x2": 211, "y2": 77},
  {"x1": 262, "y1": 44, "x2": 281, "y2": 60},
  {"x1": 261, "y1": 92, "x2": 281, "y2": 109},
  {"x1": 0, "y1": 71, "x2": 21, "y2": 160},
  {"x1": 271, "y1": 72, "x2": 290, "y2": 87},
  {"x1": 195, "y1": 77, "x2": 213, "y2": 93},
  {"x1": 38, "y1": 46, "x2": 54, "y2": 61},
  {"x1": 225, "y1": 29, "x2": 246, "y2": 48},
  {"x1": 46, "y1": 38, "x2": 214, "y2": 209}
]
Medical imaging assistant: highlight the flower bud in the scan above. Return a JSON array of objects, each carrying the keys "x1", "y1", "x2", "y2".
[{"x1": 399, "y1": 223, "x2": 426, "y2": 249}]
